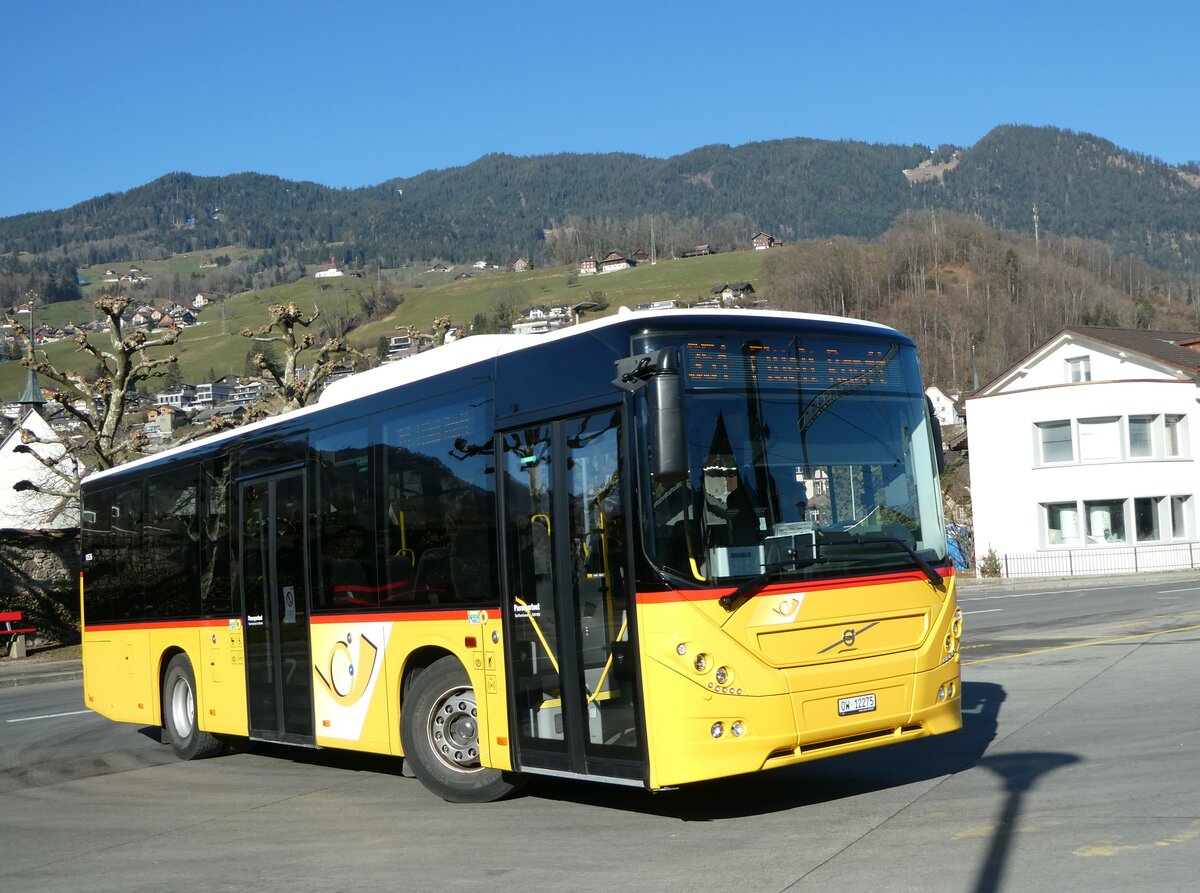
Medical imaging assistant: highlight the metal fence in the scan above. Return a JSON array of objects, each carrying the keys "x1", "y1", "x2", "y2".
[{"x1": 970, "y1": 541, "x2": 1200, "y2": 579}]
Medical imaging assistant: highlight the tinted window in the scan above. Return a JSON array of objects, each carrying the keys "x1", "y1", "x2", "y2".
[
  {"x1": 144, "y1": 467, "x2": 202, "y2": 618},
  {"x1": 380, "y1": 390, "x2": 497, "y2": 607},
  {"x1": 200, "y1": 457, "x2": 234, "y2": 616},
  {"x1": 313, "y1": 422, "x2": 379, "y2": 610}
]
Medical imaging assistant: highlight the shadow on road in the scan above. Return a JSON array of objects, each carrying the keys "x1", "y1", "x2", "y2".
[
  {"x1": 970, "y1": 751, "x2": 1080, "y2": 893},
  {"x1": 161, "y1": 681, "x2": 1025, "y2": 823},
  {"x1": 521, "y1": 680, "x2": 1009, "y2": 819}
]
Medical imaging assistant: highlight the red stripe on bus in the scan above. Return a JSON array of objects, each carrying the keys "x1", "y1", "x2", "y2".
[
  {"x1": 635, "y1": 567, "x2": 954, "y2": 604},
  {"x1": 83, "y1": 618, "x2": 233, "y2": 632},
  {"x1": 312, "y1": 609, "x2": 484, "y2": 624}
]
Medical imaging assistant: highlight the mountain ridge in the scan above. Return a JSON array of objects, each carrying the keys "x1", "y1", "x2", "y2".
[{"x1": 2, "y1": 125, "x2": 1199, "y2": 278}]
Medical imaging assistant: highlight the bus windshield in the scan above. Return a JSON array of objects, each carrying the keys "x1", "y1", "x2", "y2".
[{"x1": 638, "y1": 332, "x2": 947, "y2": 585}]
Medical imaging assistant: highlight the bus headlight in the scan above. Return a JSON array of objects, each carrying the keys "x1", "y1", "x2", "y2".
[
  {"x1": 694, "y1": 653, "x2": 710, "y2": 673},
  {"x1": 711, "y1": 722, "x2": 724, "y2": 738},
  {"x1": 714, "y1": 666, "x2": 732, "y2": 686}
]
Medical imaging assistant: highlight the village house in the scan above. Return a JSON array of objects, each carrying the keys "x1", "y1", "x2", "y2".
[
  {"x1": 579, "y1": 256, "x2": 598, "y2": 276},
  {"x1": 599, "y1": 251, "x2": 631, "y2": 273},
  {"x1": 925, "y1": 386, "x2": 965, "y2": 426},
  {"x1": 709, "y1": 282, "x2": 756, "y2": 306},
  {"x1": 752, "y1": 232, "x2": 779, "y2": 250},
  {"x1": 967, "y1": 326, "x2": 1200, "y2": 577},
  {"x1": 512, "y1": 257, "x2": 533, "y2": 273}
]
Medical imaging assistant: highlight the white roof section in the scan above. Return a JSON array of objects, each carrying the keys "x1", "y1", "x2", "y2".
[{"x1": 85, "y1": 308, "x2": 902, "y2": 485}]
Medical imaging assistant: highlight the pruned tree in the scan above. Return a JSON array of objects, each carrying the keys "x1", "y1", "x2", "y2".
[
  {"x1": 241, "y1": 302, "x2": 360, "y2": 411},
  {"x1": 9, "y1": 293, "x2": 181, "y2": 500},
  {"x1": 431, "y1": 315, "x2": 454, "y2": 346}
]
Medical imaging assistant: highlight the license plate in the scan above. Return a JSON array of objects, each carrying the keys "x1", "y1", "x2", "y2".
[{"x1": 838, "y1": 693, "x2": 876, "y2": 716}]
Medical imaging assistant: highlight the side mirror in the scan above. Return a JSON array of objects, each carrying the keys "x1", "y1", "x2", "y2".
[
  {"x1": 647, "y1": 353, "x2": 687, "y2": 481},
  {"x1": 614, "y1": 349, "x2": 688, "y2": 481}
]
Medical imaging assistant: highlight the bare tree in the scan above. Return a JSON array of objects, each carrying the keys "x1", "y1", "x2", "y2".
[
  {"x1": 241, "y1": 302, "x2": 360, "y2": 411},
  {"x1": 9, "y1": 293, "x2": 181, "y2": 499}
]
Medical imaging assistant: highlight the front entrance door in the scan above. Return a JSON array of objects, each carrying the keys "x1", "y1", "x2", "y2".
[
  {"x1": 240, "y1": 471, "x2": 314, "y2": 744},
  {"x1": 502, "y1": 408, "x2": 645, "y2": 781}
]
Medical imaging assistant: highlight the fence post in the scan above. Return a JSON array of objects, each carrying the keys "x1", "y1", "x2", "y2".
[
  {"x1": 1069, "y1": 549, "x2": 1074, "y2": 576},
  {"x1": 1003, "y1": 553, "x2": 1009, "y2": 578},
  {"x1": 1134, "y1": 547, "x2": 1138, "y2": 573}
]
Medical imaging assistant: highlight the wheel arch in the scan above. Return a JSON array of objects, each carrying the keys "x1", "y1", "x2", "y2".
[
  {"x1": 157, "y1": 645, "x2": 189, "y2": 727},
  {"x1": 397, "y1": 645, "x2": 459, "y2": 720}
]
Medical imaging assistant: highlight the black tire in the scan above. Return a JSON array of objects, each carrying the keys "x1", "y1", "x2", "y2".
[
  {"x1": 162, "y1": 654, "x2": 226, "y2": 760},
  {"x1": 400, "y1": 656, "x2": 521, "y2": 803}
]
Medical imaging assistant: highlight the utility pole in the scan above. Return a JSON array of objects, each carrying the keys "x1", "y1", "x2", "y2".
[{"x1": 1032, "y1": 204, "x2": 1040, "y2": 259}]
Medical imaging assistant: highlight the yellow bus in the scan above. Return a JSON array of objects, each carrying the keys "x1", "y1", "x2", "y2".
[{"x1": 80, "y1": 308, "x2": 961, "y2": 802}]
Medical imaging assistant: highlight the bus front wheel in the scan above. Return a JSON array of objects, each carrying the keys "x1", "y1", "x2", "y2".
[
  {"x1": 162, "y1": 654, "x2": 226, "y2": 760},
  {"x1": 401, "y1": 656, "x2": 520, "y2": 803}
]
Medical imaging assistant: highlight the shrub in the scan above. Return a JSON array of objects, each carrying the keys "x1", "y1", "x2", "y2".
[{"x1": 978, "y1": 547, "x2": 1002, "y2": 578}]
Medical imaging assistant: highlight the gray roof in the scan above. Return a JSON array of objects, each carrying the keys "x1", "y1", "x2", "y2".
[{"x1": 1065, "y1": 326, "x2": 1200, "y2": 374}]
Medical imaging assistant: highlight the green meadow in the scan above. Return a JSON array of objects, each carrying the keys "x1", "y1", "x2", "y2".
[{"x1": 1, "y1": 250, "x2": 766, "y2": 398}]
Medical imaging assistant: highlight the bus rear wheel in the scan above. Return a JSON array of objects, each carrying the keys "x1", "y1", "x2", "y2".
[
  {"x1": 401, "y1": 656, "x2": 520, "y2": 803},
  {"x1": 162, "y1": 654, "x2": 226, "y2": 760}
]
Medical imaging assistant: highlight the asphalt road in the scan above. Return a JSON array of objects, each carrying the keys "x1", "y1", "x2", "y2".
[{"x1": 2, "y1": 574, "x2": 1199, "y2": 893}]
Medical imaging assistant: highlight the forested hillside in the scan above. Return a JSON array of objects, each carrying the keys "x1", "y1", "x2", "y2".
[
  {"x1": 4, "y1": 125, "x2": 1200, "y2": 284},
  {"x1": 766, "y1": 211, "x2": 1197, "y2": 396}
]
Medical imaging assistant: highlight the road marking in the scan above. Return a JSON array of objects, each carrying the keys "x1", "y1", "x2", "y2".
[
  {"x1": 5, "y1": 709, "x2": 92, "y2": 724},
  {"x1": 964, "y1": 622, "x2": 1200, "y2": 666},
  {"x1": 961, "y1": 590, "x2": 1081, "y2": 601},
  {"x1": 1158, "y1": 587, "x2": 1200, "y2": 593},
  {"x1": 1075, "y1": 819, "x2": 1200, "y2": 857},
  {"x1": 964, "y1": 608, "x2": 1002, "y2": 615}
]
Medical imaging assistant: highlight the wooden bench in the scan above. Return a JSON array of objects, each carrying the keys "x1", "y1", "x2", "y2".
[{"x1": 1, "y1": 610, "x2": 37, "y2": 659}]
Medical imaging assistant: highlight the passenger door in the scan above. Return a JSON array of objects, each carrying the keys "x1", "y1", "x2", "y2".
[
  {"x1": 501, "y1": 408, "x2": 645, "y2": 782},
  {"x1": 240, "y1": 471, "x2": 315, "y2": 744}
]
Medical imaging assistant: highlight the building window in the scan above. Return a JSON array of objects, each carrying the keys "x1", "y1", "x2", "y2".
[
  {"x1": 1066, "y1": 356, "x2": 1091, "y2": 382},
  {"x1": 1171, "y1": 495, "x2": 1191, "y2": 539},
  {"x1": 1037, "y1": 421, "x2": 1073, "y2": 463},
  {"x1": 1165, "y1": 415, "x2": 1187, "y2": 457},
  {"x1": 1128, "y1": 416, "x2": 1154, "y2": 458},
  {"x1": 1045, "y1": 502, "x2": 1081, "y2": 546},
  {"x1": 1085, "y1": 499, "x2": 1126, "y2": 544},
  {"x1": 1134, "y1": 496, "x2": 1162, "y2": 542},
  {"x1": 1078, "y1": 417, "x2": 1121, "y2": 462}
]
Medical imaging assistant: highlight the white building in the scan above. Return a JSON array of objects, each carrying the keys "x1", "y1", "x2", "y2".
[
  {"x1": 925, "y1": 386, "x2": 964, "y2": 426},
  {"x1": 0, "y1": 410, "x2": 78, "y2": 529},
  {"x1": 966, "y1": 326, "x2": 1200, "y2": 577}
]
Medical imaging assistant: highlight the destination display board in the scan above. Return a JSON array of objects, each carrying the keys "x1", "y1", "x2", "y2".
[{"x1": 682, "y1": 338, "x2": 901, "y2": 390}]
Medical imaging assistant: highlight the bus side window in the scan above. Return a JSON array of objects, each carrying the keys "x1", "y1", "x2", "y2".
[
  {"x1": 313, "y1": 424, "x2": 379, "y2": 610},
  {"x1": 382, "y1": 392, "x2": 498, "y2": 609}
]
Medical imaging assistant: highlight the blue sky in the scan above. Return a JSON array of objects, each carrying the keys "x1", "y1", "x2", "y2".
[{"x1": 2, "y1": 0, "x2": 1197, "y2": 218}]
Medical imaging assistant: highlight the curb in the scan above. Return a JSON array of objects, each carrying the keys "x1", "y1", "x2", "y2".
[{"x1": 0, "y1": 665, "x2": 84, "y2": 690}]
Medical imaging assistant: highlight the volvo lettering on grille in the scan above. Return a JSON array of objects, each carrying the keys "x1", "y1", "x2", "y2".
[{"x1": 819, "y1": 621, "x2": 879, "y2": 654}]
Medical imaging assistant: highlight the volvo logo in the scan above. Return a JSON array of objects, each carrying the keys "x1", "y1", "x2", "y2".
[{"x1": 819, "y1": 621, "x2": 880, "y2": 654}]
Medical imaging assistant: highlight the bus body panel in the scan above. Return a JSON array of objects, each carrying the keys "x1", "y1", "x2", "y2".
[
  {"x1": 637, "y1": 572, "x2": 961, "y2": 789},
  {"x1": 83, "y1": 623, "x2": 250, "y2": 736},
  {"x1": 309, "y1": 612, "x2": 514, "y2": 770}
]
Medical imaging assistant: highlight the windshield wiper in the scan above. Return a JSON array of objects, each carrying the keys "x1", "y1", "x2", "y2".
[
  {"x1": 834, "y1": 535, "x2": 944, "y2": 586},
  {"x1": 718, "y1": 557, "x2": 822, "y2": 611}
]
